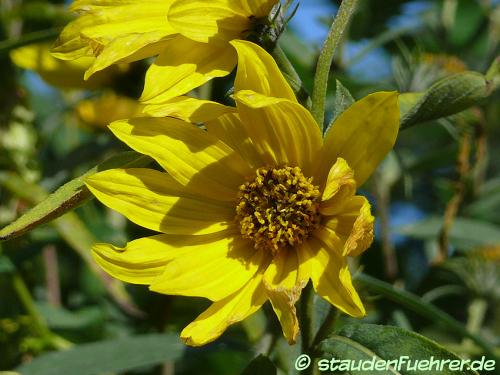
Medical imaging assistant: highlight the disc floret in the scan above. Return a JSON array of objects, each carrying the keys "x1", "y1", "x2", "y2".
[{"x1": 236, "y1": 166, "x2": 321, "y2": 253}]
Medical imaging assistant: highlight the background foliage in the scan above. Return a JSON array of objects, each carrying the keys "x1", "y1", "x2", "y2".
[{"x1": 0, "y1": 0, "x2": 499, "y2": 374}]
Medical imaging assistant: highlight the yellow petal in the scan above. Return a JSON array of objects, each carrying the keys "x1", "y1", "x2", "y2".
[
  {"x1": 91, "y1": 234, "x2": 177, "y2": 285},
  {"x1": 320, "y1": 158, "x2": 357, "y2": 216},
  {"x1": 263, "y1": 249, "x2": 306, "y2": 344},
  {"x1": 205, "y1": 113, "x2": 264, "y2": 170},
  {"x1": 236, "y1": 0, "x2": 277, "y2": 17},
  {"x1": 52, "y1": 1, "x2": 174, "y2": 63},
  {"x1": 11, "y1": 43, "x2": 115, "y2": 89},
  {"x1": 79, "y1": 2, "x2": 173, "y2": 44},
  {"x1": 140, "y1": 36, "x2": 237, "y2": 104},
  {"x1": 143, "y1": 96, "x2": 235, "y2": 122},
  {"x1": 86, "y1": 168, "x2": 235, "y2": 235},
  {"x1": 180, "y1": 271, "x2": 267, "y2": 346},
  {"x1": 231, "y1": 40, "x2": 296, "y2": 101},
  {"x1": 233, "y1": 90, "x2": 322, "y2": 175},
  {"x1": 92, "y1": 232, "x2": 232, "y2": 285},
  {"x1": 167, "y1": 0, "x2": 250, "y2": 44},
  {"x1": 51, "y1": 14, "x2": 96, "y2": 60},
  {"x1": 301, "y1": 238, "x2": 365, "y2": 317},
  {"x1": 84, "y1": 33, "x2": 173, "y2": 79},
  {"x1": 317, "y1": 92, "x2": 400, "y2": 187},
  {"x1": 328, "y1": 196, "x2": 374, "y2": 257},
  {"x1": 150, "y1": 236, "x2": 265, "y2": 301},
  {"x1": 108, "y1": 117, "x2": 253, "y2": 201}
]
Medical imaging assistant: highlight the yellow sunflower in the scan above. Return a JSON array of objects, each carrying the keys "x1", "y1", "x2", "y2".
[
  {"x1": 51, "y1": 0, "x2": 278, "y2": 102},
  {"x1": 85, "y1": 41, "x2": 400, "y2": 346}
]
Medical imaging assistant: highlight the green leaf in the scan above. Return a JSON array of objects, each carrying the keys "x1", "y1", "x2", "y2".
[
  {"x1": 400, "y1": 71, "x2": 489, "y2": 128},
  {"x1": 241, "y1": 355, "x2": 277, "y2": 375},
  {"x1": 0, "y1": 151, "x2": 151, "y2": 242},
  {"x1": 397, "y1": 216, "x2": 500, "y2": 250},
  {"x1": 35, "y1": 303, "x2": 103, "y2": 331},
  {"x1": 16, "y1": 334, "x2": 183, "y2": 375},
  {"x1": 326, "y1": 79, "x2": 355, "y2": 132},
  {"x1": 356, "y1": 274, "x2": 497, "y2": 361},
  {"x1": 319, "y1": 324, "x2": 480, "y2": 375}
]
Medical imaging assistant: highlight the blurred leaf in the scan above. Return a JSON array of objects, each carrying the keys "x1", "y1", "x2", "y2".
[
  {"x1": 397, "y1": 216, "x2": 500, "y2": 250},
  {"x1": 16, "y1": 334, "x2": 183, "y2": 375},
  {"x1": 319, "y1": 324, "x2": 480, "y2": 375},
  {"x1": 400, "y1": 72, "x2": 489, "y2": 128},
  {"x1": 0, "y1": 151, "x2": 151, "y2": 242},
  {"x1": 356, "y1": 274, "x2": 497, "y2": 361},
  {"x1": 448, "y1": 0, "x2": 483, "y2": 47},
  {"x1": 36, "y1": 303, "x2": 103, "y2": 331},
  {"x1": 241, "y1": 355, "x2": 276, "y2": 375},
  {"x1": 0, "y1": 254, "x2": 14, "y2": 274}
]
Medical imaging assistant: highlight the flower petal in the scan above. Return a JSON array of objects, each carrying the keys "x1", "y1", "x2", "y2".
[
  {"x1": 150, "y1": 236, "x2": 265, "y2": 301},
  {"x1": 236, "y1": 0, "x2": 277, "y2": 17},
  {"x1": 320, "y1": 158, "x2": 357, "y2": 216},
  {"x1": 143, "y1": 96, "x2": 235, "y2": 122},
  {"x1": 108, "y1": 117, "x2": 253, "y2": 201},
  {"x1": 167, "y1": 0, "x2": 250, "y2": 43},
  {"x1": 322, "y1": 196, "x2": 374, "y2": 257},
  {"x1": 78, "y1": 2, "x2": 173, "y2": 44},
  {"x1": 180, "y1": 270, "x2": 267, "y2": 346},
  {"x1": 141, "y1": 36, "x2": 237, "y2": 104},
  {"x1": 301, "y1": 238, "x2": 366, "y2": 317},
  {"x1": 317, "y1": 92, "x2": 400, "y2": 187},
  {"x1": 205, "y1": 113, "x2": 264, "y2": 169},
  {"x1": 92, "y1": 232, "x2": 234, "y2": 285},
  {"x1": 231, "y1": 40, "x2": 296, "y2": 101},
  {"x1": 51, "y1": 14, "x2": 96, "y2": 60},
  {"x1": 86, "y1": 168, "x2": 235, "y2": 235},
  {"x1": 91, "y1": 234, "x2": 178, "y2": 285},
  {"x1": 84, "y1": 33, "x2": 173, "y2": 79},
  {"x1": 263, "y1": 249, "x2": 306, "y2": 344},
  {"x1": 233, "y1": 90, "x2": 322, "y2": 175}
]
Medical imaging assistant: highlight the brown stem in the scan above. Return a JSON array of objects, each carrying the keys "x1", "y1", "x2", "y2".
[
  {"x1": 437, "y1": 126, "x2": 471, "y2": 263},
  {"x1": 43, "y1": 245, "x2": 61, "y2": 307},
  {"x1": 375, "y1": 182, "x2": 398, "y2": 280}
]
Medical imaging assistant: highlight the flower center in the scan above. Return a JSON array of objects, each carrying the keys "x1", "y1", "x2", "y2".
[{"x1": 235, "y1": 166, "x2": 321, "y2": 254}]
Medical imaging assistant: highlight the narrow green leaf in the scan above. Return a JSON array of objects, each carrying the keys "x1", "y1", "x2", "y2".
[
  {"x1": 16, "y1": 334, "x2": 183, "y2": 375},
  {"x1": 356, "y1": 274, "x2": 497, "y2": 361},
  {"x1": 241, "y1": 355, "x2": 277, "y2": 375},
  {"x1": 400, "y1": 71, "x2": 489, "y2": 129},
  {"x1": 397, "y1": 216, "x2": 500, "y2": 250},
  {"x1": 0, "y1": 151, "x2": 151, "y2": 242},
  {"x1": 320, "y1": 324, "x2": 481, "y2": 375},
  {"x1": 325, "y1": 79, "x2": 355, "y2": 133}
]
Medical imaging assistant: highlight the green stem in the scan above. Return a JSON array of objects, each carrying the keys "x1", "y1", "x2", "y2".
[
  {"x1": 270, "y1": 45, "x2": 311, "y2": 107},
  {"x1": 0, "y1": 28, "x2": 61, "y2": 55},
  {"x1": 12, "y1": 271, "x2": 71, "y2": 349},
  {"x1": 12, "y1": 272, "x2": 51, "y2": 339},
  {"x1": 310, "y1": 0, "x2": 358, "y2": 129}
]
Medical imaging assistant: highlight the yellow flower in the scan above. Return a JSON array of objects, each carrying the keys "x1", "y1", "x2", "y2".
[
  {"x1": 10, "y1": 43, "x2": 123, "y2": 89},
  {"x1": 51, "y1": 0, "x2": 278, "y2": 102},
  {"x1": 85, "y1": 41, "x2": 400, "y2": 346},
  {"x1": 76, "y1": 92, "x2": 144, "y2": 128}
]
